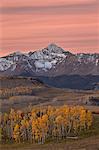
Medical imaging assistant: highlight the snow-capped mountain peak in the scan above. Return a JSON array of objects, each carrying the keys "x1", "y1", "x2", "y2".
[
  {"x1": 47, "y1": 43, "x2": 65, "y2": 53},
  {"x1": 0, "y1": 44, "x2": 99, "y2": 76},
  {"x1": 28, "y1": 44, "x2": 68, "y2": 72}
]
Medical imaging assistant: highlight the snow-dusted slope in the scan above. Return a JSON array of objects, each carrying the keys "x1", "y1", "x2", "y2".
[
  {"x1": 0, "y1": 58, "x2": 13, "y2": 71},
  {"x1": 29, "y1": 43, "x2": 68, "y2": 72},
  {"x1": 0, "y1": 44, "x2": 99, "y2": 76},
  {"x1": 77, "y1": 53, "x2": 99, "y2": 65}
]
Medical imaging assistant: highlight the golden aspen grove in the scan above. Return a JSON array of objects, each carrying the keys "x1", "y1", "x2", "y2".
[{"x1": 0, "y1": 105, "x2": 93, "y2": 144}]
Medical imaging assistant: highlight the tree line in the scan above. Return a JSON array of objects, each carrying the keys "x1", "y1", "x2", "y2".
[
  {"x1": 0, "y1": 86, "x2": 33, "y2": 98},
  {"x1": 0, "y1": 105, "x2": 93, "y2": 144}
]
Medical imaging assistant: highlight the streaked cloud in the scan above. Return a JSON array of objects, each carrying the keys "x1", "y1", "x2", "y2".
[
  {"x1": 0, "y1": 1, "x2": 98, "y2": 15},
  {"x1": 0, "y1": 0, "x2": 98, "y2": 56}
]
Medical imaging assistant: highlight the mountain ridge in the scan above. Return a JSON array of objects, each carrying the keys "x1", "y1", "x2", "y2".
[{"x1": 0, "y1": 43, "x2": 99, "y2": 76}]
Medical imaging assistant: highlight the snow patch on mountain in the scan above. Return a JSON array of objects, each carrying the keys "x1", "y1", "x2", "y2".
[
  {"x1": 77, "y1": 53, "x2": 99, "y2": 65},
  {"x1": 34, "y1": 61, "x2": 52, "y2": 71},
  {"x1": 96, "y1": 59, "x2": 99, "y2": 66},
  {"x1": 0, "y1": 58, "x2": 13, "y2": 71}
]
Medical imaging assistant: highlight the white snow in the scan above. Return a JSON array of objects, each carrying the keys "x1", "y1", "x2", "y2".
[
  {"x1": 51, "y1": 60, "x2": 57, "y2": 65},
  {"x1": 0, "y1": 58, "x2": 13, "y2": 71},
  {"x1": 14, "y1": 56, "x2": 19, "y2": 61},
  {"x1": 34, "y1": 60, "x2": 52, "y2": 70},
  {"x1": 77, "y1": 54, "x2": 98, "y2": 64},
  {"x1": 45, "y1": 62, "x2": 52, "y2": 69},
  {"x1": 96, "y1": 59, "x2": 99, "y2": 66},
  {"x1": 30, "y1": 51, "x2": 45, "y2": 60},
  {"x1": 51, "y1": 53, "x2": 66, "y2": 58},
  {"x1": 34, "y1": 61, "x2": 45, "y2": 69}
]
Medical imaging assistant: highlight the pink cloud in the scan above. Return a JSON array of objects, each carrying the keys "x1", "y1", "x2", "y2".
[{"x1": 0, "y1": 0, "x2": 98, "y2": 56}]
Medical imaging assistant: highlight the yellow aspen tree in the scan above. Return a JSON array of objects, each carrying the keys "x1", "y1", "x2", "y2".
[
  {"x1": 1, "y1": 105, "x2": 93, "y2": 144},
  {"x1": 13, "y1": 124, "x2": 20, "y2": 143},
  {"x1": 40, "y1": 114, "x2": 49, "y2": 143},
  {"x1": 71, "y1": 107, "x2": 80, "y2": 134},
  {"x1": 20, "y1": 119, "x2": 29, "y2": 142},
  {"x1": 32, "y1": 119, "x2": 38, "y2": 142},
  {"x1": 55, "y1": 115, "x2": 64, "y2": 139},
  {"x1": 86, "y1": 110, "x2": 93, "y2": 129},
  {"x1": 79, "y1": 107, "x2": 87, "y2": 131},
  {"x1": 16, "y1": 110, "x2": 23, "y2": 120}
]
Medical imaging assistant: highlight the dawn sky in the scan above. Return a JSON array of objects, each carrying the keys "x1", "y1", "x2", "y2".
[{"x1": 0, "y1": 0, "x2": 99, "y2": 56}]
